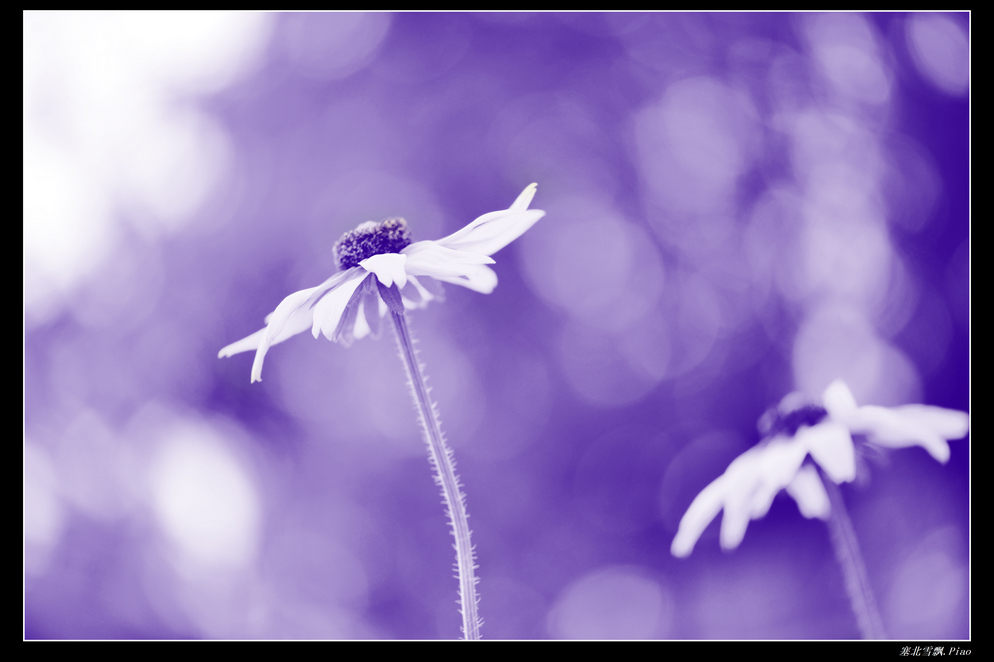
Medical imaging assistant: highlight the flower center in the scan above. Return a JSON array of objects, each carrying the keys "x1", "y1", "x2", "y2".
[
  {"x1": 758, "y1": 401, "x2": 828, "y2": 439},
  {"x1": 333, "y1": 217, "x2": 413, "y2": 270}
]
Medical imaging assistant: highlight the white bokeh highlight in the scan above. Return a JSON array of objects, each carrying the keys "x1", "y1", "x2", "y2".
[
  {"x1": 24, "y1": 442, "x2": 65, "y2": 577},
  {"x1": 906, "y1": 14, "x2": 969, "y2": 96},
  {"x1": 805, "y1": 13, "x2": 892, "y2": 106},
  {"x1": 635, "y1": 76, "x2": 759, "y2": 218},
  {"x1": 150, "y1": 423, "x2": 262, "y2": 569},
  {"x1": 23, "y1": 12, "x2": 273, "y2": 325},
  {"x1": 547, "y1": 566, "x2": 673, "y2": 639}
]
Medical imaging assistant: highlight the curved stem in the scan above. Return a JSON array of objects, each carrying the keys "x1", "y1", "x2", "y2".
[
  {"x1": 820, "y1": 469, "x2": 886, "y2": 639},
  {"x1": 390, "y1": 310, "x2": 481, "y2": 640}
]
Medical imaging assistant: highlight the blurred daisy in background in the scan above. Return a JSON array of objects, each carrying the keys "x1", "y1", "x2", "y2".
[
  {"x1": 672, "y1": 379, "x2": 969, "y2": 558},
  {"x1": 671, "y1": 379, "x2": 968, "y2": 638}
]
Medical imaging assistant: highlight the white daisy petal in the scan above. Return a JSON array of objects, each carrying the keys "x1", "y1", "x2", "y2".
[
  {"x1": 786, "y1": 464, "x2": 831, "y2": 520},
  {"x1": 332, "y1": 280, "x2": 370, "y2": 347},
  {"x1": 719, "y1": 491, "x2": 752, "y2": 551},
  {"x1": 248, "y1": 284, "x2": 331, "y2": 383},
  {"x1": 415, "y1": 272, "x2": 446, "y2": 300},
  {"x1": 434, "y1": 183, "x2": 540, "y2": 249},
  {"x1": 403, "y1": 241, "x2": 495, "y2": 271},
  {"x1": 509, "y1": 182, "x2": 538, "y2": 212},
  {"x1": 264, "y1": 288, "x2": 322, "y2": 343},
  {"x1": 436, "y1": 264, "x2": 499, "y2": 294},
  {"x1": 716, "y1": 450, "x2": 766, "y2": 550},
  {"x1": 249, "y1": 348, "x2": 269, "y2": 384},
  {"x1": 303, "y1": 267, "x2": 366, "y2": 309},
  {"x1": 822, "y1": 379, "x2": 859, "y2": 422},
  {"x1": 802, "y1": 422, "x2": 856, "y2": 484},
  {"x1": 312, "y1": 272, "x2": 369, "y2": 341},
  {"x1": 403, "y1": 243, "x2": 500, "y2": 293},
  {"x1": 218, "y1": 328, "x2": 266, "y2": 358},
  {"x1": 767, "y1": 438, "x2": 810, "y2": 489},
  {"x1": 220, "y1": 269, "x2": 364, "y2": 381},
  {"x1": 749, "y1": 439, "x2": 808, "y2": 518},
  {"x1": 436, "y1": 209, "x2": 545, "y2": 257},
  {"x1": 671, "y1": 475, "x2": 729, "y2": 558},
  {"x1": 894, "y1": 405, "x2": 969, "y2": 441},
  {"x1": 745, "y1": 460, "x2": 781, "y2": 520},
  {"x1": 360, "y1": 282, "x2": 383, "y2": 335},
  {"x1": 399, "y1": 278, "x2": 425, "y2": 307},
  {"x1": 353, "y1": 299, "x2": 372, "y2": 340},
  {"x1": 431, "y1": 184, "x2": 544, "y2": 256},
  {"x1": 432, "y1": 209, "x2": 512, "y2": 247},
  {"x1": 851, "y1": 405, "x2": 951, "y2": 462},
  {"x1": 360, "y1": 252, "x2": 409, "y2": 289}
]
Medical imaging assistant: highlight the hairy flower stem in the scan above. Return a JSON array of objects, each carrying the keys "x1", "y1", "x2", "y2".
[
  {"x1": 820, "y1": 468, "x2": 886, "y2": 639},
  {"x1": 390, "y1": 310, "x2": 481, "y2": 640}
]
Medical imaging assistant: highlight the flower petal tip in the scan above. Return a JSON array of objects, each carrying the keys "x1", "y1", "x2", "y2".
[
  {"x1": 823, "y1": 379, "x2": 858, "y2": 416},
  {"x1": 927, "y1": 439, "x2": 951, "y2": 464},
  {"x1": 898, "y1": 405, "x2": 970, "y2": 441},
  {"x1": 719, "y1": 520, "x2": 748, "y2": 552},
  {"x1": 786, "y1": 464, "x2": 832, "y2": 519},
  {"x1": 217, "y1": 328, "x2": 266, "y2": 359},
  {"x1": 510, "y1": 183, "x2": 539, "y2": 212},
  {"x1": 670, "y1": 539, "x2": 692, "y2": 559},
  {"x1": 249, "y1": 346, "x2": 268, "y2": 384},
  {"x1": 670, "y1": 523, "x2": 703, "y2": 558},
  {"x1": 719, "y1": 536, "x2": 744, "y2": 554}
]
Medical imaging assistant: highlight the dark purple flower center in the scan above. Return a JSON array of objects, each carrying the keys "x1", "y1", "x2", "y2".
[
  {"x1": 758, "y1": 401, "x2": 828, "y2": 440},
  {"x1": 333, "y1": 218, "x2": 413, "y2": 270}
]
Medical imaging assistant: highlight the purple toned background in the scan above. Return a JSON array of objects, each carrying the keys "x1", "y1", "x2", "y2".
[{"x1": 24, "y1": 12, "x2": 969, "y2": 639}]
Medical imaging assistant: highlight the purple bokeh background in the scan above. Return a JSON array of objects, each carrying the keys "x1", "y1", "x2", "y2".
[{"x1": 24, "y1": 12, "x2": 969, "y2": 639}]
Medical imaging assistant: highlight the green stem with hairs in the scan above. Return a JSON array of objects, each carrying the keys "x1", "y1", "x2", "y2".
[
  {"x1": 390, "y1": 309, "x2": 481, "y2": 640},
  {"x1": 820, "y1": 468, "x2": 886, "y2": 639}
]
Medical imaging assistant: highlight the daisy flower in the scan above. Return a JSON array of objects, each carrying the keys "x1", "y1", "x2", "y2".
[
  {"x1": 219, "y1": 183, "x2": 545, "y2": 383},
  {"x1": 217, "y1": 184, "x2": 544, "y2": 640},
  {"x1": 670, "y1": 379, "x2": 967, "y2": 638},
  {"x1": 671, "y1": 379, "x2": 969, "y2": 558}
]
